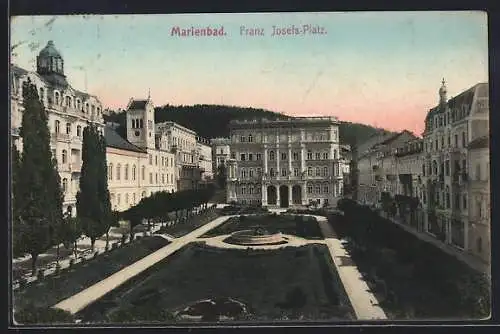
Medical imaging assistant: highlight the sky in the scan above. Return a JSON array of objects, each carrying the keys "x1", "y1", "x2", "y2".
[{"x1": 10, "y1": 12, "x2": 488, "y2": 135}]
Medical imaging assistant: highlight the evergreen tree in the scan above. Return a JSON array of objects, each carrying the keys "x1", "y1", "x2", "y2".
[
  {"x1": 216, "y1": 164, "x2": 227, "y2": 190},
  {"x1": 76, "y1": 123, "x2": 111, "y2": 250},
  {"x1": 12, "y1": 143, "x2": 23, "y2": 258},
  {"x1": 16, "y1": 79, "x2": 62, "y2": 275}
]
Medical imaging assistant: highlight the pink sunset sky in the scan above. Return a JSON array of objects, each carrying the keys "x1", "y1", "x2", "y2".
[{"x1": 11, "y1": 12, "x2": 488, "y2": 136}]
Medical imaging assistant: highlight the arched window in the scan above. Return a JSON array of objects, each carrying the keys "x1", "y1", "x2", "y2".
[
  {"x1": 248, "y1": 134, "x2": 253, "y2": 142},
  {"x1": 432, "y1": 160, "x2": 438, "y2": 175},
  {"x1": 55, "y1": 91, "x2": 60, "y2": 105},
  {"x1": 315, "y1": 167, "x2": 320, "y2": 176},
  {"x1": 77, "y1": 99, "x2": 81, "y2": 111},
  {"x1": 77, "y1": 125, "x2": 82, "y2": 137},
  {"x1": 55, "y1": 120, "x2": 60, "y2": 133},
  {"x1": 141, "y1": 166, "x2": 146, "y2": 180},
  {"x1": 108, "y1": 164, "x2": 113, "y2": 180},
  {"x1": 66, "y1": 123, "x2": 71, "y2": 135},
  {"x1": 66, "y1": 96, "x2": 71, "y2": 107},
  {"x1": 323, "y1": 167, "x2": 328, "y2": 177},
  {"x1": 132, "y1": 165, "x2": 136, "y2": 181},
  {"x1": 62, "y1": 178, "x2": 68, "y2": 193},
  {"x1": 62, "y1": 150, "x2": 67, "y2": 164},
  {"x1": 116, "y1": 164, "x2": 121, "y2": 180},
  {"x1": 249, "y1": 169, "x2": 254, "y2": 178},
  {"x1": 308, "y1": 167, "x2": 313, "y2": 176},
  {"x1": 333, "y1": 150, "x2": 337, "y2": 160},
  {"x1": 85, "y1": 103, "x2": 89, "y2": 113},
  {"x1": 125, "y1": 164, "x2": 129, "y2": 180},
  {"x1": 269, "y1": 168, "x2": 274, "y2": 177}
]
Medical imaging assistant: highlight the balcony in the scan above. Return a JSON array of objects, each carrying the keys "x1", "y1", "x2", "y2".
[{"x1": 51, "y1": 132, "x2": 71, "y2": 142}]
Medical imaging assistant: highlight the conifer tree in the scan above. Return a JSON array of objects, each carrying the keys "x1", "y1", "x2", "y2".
[
  {"x1": 16, "y1": 79, "x2": 62, "y2": 275},
  {"x1": 76, "y1": 123, "x2": 112, "y2": 250},
  {"x1": 12, "y1": 143, "x2": 23, "y2": 258}
]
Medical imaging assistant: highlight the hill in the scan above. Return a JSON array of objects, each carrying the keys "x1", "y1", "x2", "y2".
[{"x1": 103, "y1": 104, "x2": 393, "y2": 146}]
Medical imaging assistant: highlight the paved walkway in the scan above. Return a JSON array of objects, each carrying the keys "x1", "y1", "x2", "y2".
[
  {"x1": 53, "y1": 215, "x2": 232, "y2": 315},
  {"x1": 312, "y1": 215, "x2": 387, "y2": 320}
]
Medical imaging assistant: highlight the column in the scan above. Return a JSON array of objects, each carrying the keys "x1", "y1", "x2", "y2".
[
  {"x1": 300, "y1": 145, "x2": 305, "y2": 173},
  {"x1": 276, "y1": 146, "x2": 280, "y2": 177},
  {"x1": 262, "y1": 184, "x2": 267, "y2": 206},
  {"x1": 302, "y1": 182, "x2": 307, "y2": 205},
  {"x1": 276, "y1": 185, "x2": 281, "y2": 205},
  {"x1": 288, "y1": 145, "x2": 292, "y2": 174},
  {"x1": 263, "y1": 146, "x2": 268, "y2": 174},
  {"x1": 289, "y1": 185, "x2": 293, "y2": 205}
]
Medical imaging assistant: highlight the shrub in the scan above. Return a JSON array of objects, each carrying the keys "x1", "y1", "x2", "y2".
[
  {"x1": 94, "y1": 251, "x2": 99, "y2": 259},
  {"x1": 112, "y1": 242, "x2": 118, "y2": 250},
  {"x1": 55, "y1": 264, "x2": 61, "y2": 275},
  {"x1": 69, "y1": 259, "x2": 74, "y2": 267}
]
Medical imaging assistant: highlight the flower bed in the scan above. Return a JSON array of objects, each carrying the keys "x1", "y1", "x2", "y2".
[
  {"x1": 13, "y1": 236, "x2": 170, "y2": 311},
  {"x1": 329, "y1": 198, "x2": 490, "y2": 319},
  {"x1": 201, "y1": 214, "x2": 323, "y2": 239}
]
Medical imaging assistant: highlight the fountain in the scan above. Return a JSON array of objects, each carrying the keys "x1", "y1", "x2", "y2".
[{"x1": 223, "y1": 225, "x2": 288, "y2": 246}]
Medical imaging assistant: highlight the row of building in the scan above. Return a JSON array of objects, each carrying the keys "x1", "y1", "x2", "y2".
[
  {"x1": 356, "y1": 80, "x2": 490, "y2": 263},
  {"x1": 11, "y1": 41, "x2": 214, "y2": 215}
]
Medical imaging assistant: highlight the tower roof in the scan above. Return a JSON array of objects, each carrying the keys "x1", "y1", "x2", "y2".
[{"x1": 39, "y1": 40, "x2": 62, "y2": 58}]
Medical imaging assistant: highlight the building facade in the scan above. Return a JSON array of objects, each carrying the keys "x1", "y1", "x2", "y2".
[
  {"x1": 420, "y1": 80, "x2": 489, "y2": 252},
  {"x1": 11, "y1": 41, "x2": 105, "y2": 215},
  {"x1": 196, "y1": 137, "x2": 214, "y2": 183},
  {"x1": 211, "y1": 137, "x2": 231, "y2": 171},
  {"x1": 226, "y1": 117, "x2": 345, "y2": 208}
]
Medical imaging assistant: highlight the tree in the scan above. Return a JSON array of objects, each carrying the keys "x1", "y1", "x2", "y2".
[
  {"x1": 76, "y1": 123, "x2": 111, "y2": 250},
  {"x1": 12, "y1": 144, "x2": 24, "y2": 258},
  {"x1": 16, "y1": 79, "x2": 63, "y2": 275},
  {"x1": 216, "y1": 164, "x2": 227, "y2": 190}
]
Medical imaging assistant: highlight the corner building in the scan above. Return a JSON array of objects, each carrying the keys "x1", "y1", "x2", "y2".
[{"x1": 226, "y1": 117, "x2": 344, "y2": 207}]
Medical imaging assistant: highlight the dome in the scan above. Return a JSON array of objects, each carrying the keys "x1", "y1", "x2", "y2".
[
  {"x1": 38, "y1": 40, "x2": 62, "y2": 58},
  {"x1": 439, "y1": 78, "x2": 447, "y2": 95}
]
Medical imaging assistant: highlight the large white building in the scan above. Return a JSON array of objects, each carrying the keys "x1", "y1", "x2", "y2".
[
  {"x1": 196, "y1": 137, "x2": 214, "y2": 183},
  {"x1": 226, "y1": 117, "x2": 345, "y2": 208},
  {"x1": 11, "y1": 40, "x2": 212, "y2": 214},
  {"x1": 211, "y1": 137, "x2": 231, "y2": 171},
  {"x1": 11, "y1": 41, "x2": 105, "y2": 215}
]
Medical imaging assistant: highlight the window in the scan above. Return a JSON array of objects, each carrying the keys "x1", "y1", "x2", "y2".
[
  {"x1": 149, "y1": 173, "x2": 153, "y2": 184},
  {"x1": 445, "y1": 160, "x2": 450, "y2": 176},
  {"x1": 269, "y1": 151, "x2": 275, "y2": 161},
  {"x1": 240, "y1": 135, "x2": 246, "y2": 143},
  {"x1": 241, "y1": 169, "x2": 247, "y2": 178},
  {"x1": 315, "y1": 152, "x2": 321, "y2": 160},
  {"x1": 125, "y1": 193, "x2": 129, "y2": 204},
  {"x1": 142, "y1": 166, "x2": 145, "y2": 180},
  {"x1": 116, "y1": 164, "x2": 121, "y2": 180},
  {"x1": 249, "y1": 169, "x2": 254, "y2": 178},
  {"x1": 462, "y1": 194, "x2": 467, "y2": 210},
  {"x1": 248, "y1": 153, "x2": 253, "y2": 161},
  {"x1": 62, "y1": 150, "x2": 67, "y2": 164},
  {"x1": 155, "y1": 155, "x2": 158, "y2": 165},
  {"x1": 323, "y1": 185, "x2": 329, "y2": 193},
  {"x1": 462, "y1": 131, "x2": 466, "y2": 147},
  {"x1": 315, "y1": 185, "x2": 321, "y2": 194},
  {"x1": 477, "y1": 237, "x2": 483, "y2": 253},
  {"x1": 281, "y1": 152, "x2": 287, "y2": 160},
  {"x1": 240, "y1": 153, "x2": 246, "y2": 161},
  {"x1": 76, "y1": 125, "x2": 82, "y2": 137},
  {"x1": 55, "y1": 120, "x2": 60, "y2": 133},
  {"x1": 132, "y1": 165, "x2": 136, "y2": 180},
  {"x1": 447, "y1": 135, "x2": 451, "y2": 146},
  {"x1": 294, "y1": 168, "x2": 299, "y2": 177},
  {"x1": 257, "y1": 167, "x2": 262, "y2": 176},
  {"x1": 293, "y1": 152, "x2": 299, "y2": 161},
  {"x1": 149, "y1": 154, "x2": 152, "y2": 165},
  {"x1": 454, "y1": 134, "x2": 458, "y2": 147},
  {"x1": 248, "y1": 134, "x2": 253, "y2": 142},
  {"x1": 281, "y1": 168, "x2": 287, "y2": 177},
  {"x1": 476, "y1": 164, "x2": 481, "y2": 180},
  {"x1": 269, "y1": 168, "x2": 275, "y2": 177},
  {"x1": 308, "y1": 167, "x2": 313, "y2": 176},
  {"x1": 307, "y1": 150, "x2": 312, "y2": 160},
  {"x1": 156, "y1": 173, "x2": 158, "y2": 184},
  {"x1": 307, "y1": 185, "x2": 313, "y2": 194},
  {"x1": 133, "y1": 193, "x2": 136, "y2": 204},
  {"x1": 55, "y1": 92, "x2": 60, "y2": 105},
  {"x1": 323, "y1": 152, "x2": 329, "y2": 160},
  {"x1": 256, "y1": 153, "x2": 261, "y2": 161},
  {"x1": 125, "y1": 164, "x2": 129, "y2": 180},
  {"x1": 117, "y1": 194, "x2": 121, "y2": 205},
  {"x1": 62, "y1": 178, "x2": 68, "y2": 193},
  {"x1": 422, "y1": 164, "x2": 426, "y2": 176},
  {"x1": 323, "y1": 167, "x2": 328, "y2": 177},
  {"x1": 454, "y1": 194, "x2": 460, "y2": 210},
  {"x1": 441, "y1": 136, "x2": 444, "y2": 147},
  {"x1": 315, "y1": 167, "x2": 320, "y2": 177}
]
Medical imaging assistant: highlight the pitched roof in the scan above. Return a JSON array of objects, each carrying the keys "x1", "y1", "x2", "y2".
[
  {"x1": 128, "y1": 100, "x2": 148, "y2": 110},
  {"x1": 104, "y1": 126, "x2": 147, "y2": 153},
  {"x1": 467, "y1": 136, "x2": 489, "y2": 150}
]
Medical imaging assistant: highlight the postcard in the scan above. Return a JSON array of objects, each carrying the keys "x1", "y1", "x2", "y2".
[{"x1": 10, "y1": 11, "x2": 490, "y2": 326}]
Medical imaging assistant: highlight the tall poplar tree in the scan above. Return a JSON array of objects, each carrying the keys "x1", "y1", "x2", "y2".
[
  {"x1": 16, "y1": 79, "x2": 62, "y2": 275},
  {"x1": 76, "y1": 123, "x2": 111, "y2": 250},
  {"x1": 12, "y1": 143, "x2": 23, "y2": 258}
]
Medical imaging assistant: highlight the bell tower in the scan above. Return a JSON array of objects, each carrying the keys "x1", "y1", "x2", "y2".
[
  {"x1": 439, "y1": 78, "x2": 448, "y2": 105},
  {"x1": 126, "y1": 95, "x2": 156, "y2": 149}
]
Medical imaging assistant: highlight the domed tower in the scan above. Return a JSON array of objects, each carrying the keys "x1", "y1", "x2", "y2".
[
  {"x1": 439, "y1": 78, "x2": 447, "y2": 105},
  {"x1": 36, "y1": 40, "x2": 67, "y2": 85}
]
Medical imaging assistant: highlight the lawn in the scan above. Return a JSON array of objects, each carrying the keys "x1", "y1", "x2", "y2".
[
  {"x1": 200, "y1": 214, "x2": 324, "y2": 240},
  {"x1": 13, "y1": 236, "x2": 170, "y2": 311},
  {"x1": 76, "y1": 243, "x2": 355, "y2": 323},
  {"x1": 155, "y1": 207, "x2": 220, "y2": 238}
]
